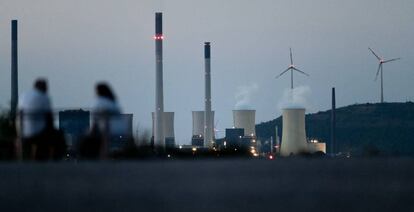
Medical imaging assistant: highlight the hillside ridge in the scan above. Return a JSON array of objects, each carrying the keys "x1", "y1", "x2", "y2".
[{"x1": 256, "y1": 102, "x2": 414, "y2": 156}]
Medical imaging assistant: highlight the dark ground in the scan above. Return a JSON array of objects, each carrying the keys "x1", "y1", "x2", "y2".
[{"x1": 1, "y1": 158, "x2": 414, "y2": 212}]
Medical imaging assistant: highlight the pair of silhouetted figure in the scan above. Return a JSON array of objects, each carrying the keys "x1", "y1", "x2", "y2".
[{"x1": 16, "y1": 78, "x2": 120, "y2": 160}]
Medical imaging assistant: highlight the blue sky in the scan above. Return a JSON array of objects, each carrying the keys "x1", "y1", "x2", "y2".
[{"x1": 0, "y1": 0, "x2": 413, "y2": 143}]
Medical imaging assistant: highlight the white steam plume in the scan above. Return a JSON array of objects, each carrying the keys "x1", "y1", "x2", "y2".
[
  {"x1": 278, "y1": 85, "x2": 311, "y2": 110},
  {"x1": 235, "y1": 83, "x2": 259, "y2": 110}
]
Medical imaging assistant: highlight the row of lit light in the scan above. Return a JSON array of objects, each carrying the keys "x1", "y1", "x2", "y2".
[
  {"x1": 250, "y1": 146, "x2": 259, "y2": 157},
  {"x1": 154, "y1": 35, "x2": 164, "y2": 40},
  {"x1": 177, "y1": 144, "x2": 275, "y2": 159}
]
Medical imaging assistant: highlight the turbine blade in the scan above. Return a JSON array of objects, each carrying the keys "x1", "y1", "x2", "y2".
[
  {"x1": 383, "y1": 58, "x2": 401, "y2": 63},
  {"x1": 290, "y1": 48, "x2": 293, "y2": 65},
  {"x1": 368, "y1": 47, "x2": 381, "y2": 61},
  {"x1": 275, "y1": 67, "x2": 291, "y2": 79},
  {"x1": 374, "y1": 64, "x2": 381, "y2": 81},
  {"x1": 293, "y1": 67, "x2": 309, "y2": 76}
]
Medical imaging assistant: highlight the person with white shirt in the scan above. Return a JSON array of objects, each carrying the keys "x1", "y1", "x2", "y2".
[
  {"x1": 16, "y1": 79, "x2": 53, "y2": 159},
  {"x1": 82, "y1": 82, "x2": 121, "y2": 159}
]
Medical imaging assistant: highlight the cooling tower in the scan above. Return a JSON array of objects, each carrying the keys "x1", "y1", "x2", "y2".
[
  {"x1": 193, "y1": 111, "x2": 215, "y2": 136},
  {"x1": 152, "y1": 112, "x2": 174, "y2": 140},
  {"x1": 192, "y1": 111, "x2": 204, "y2": 136},
  {"x1": 280, "y1": 108, "x2": 308, "y2": 156},
  {"x1": 163, "y1": 112, "x2": 174, "y2": 138},
  {"x1": 154, "y1": 12, "x2": 165, "y2": 148},
  {"x1": 233, "y1": 110, "x2": 256, "y2": 137}
]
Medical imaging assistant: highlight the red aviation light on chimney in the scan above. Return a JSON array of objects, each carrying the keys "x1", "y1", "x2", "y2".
[{"x1": 154, "y1": 35, "x2": 164, "y2": 40}]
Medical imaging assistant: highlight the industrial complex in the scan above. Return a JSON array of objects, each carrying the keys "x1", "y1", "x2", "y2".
[
  {"x1": 8, "y1": 12, "x2": 358, "y2": 159},
  {"x1": 146, "y1": 12, "x2": 326, "y2": 157}
]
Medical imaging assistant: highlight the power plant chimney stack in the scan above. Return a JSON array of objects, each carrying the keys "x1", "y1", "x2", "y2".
[
  {"x1": 204, "y1": 42, "x2": 214, "y2": 147},
  {"x1": 331, "y1": 87, "x2": 336, "y2": 155},
  {"x1": 154, "y1": 12, "x2": 165, "y2": 149},
  {"x1": 10, "y1": 20, "x2": 18, "y2": 121}
]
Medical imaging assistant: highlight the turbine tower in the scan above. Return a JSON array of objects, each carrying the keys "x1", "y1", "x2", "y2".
[
  {"x1": 368, "y1": 47, "x2": 400, "y2": 103},
  {"x1": 276, "y1": 48, "x2": 309, "y2": 89},
  {"x1": 154, "y1": 12, "x2": 165, "y2": 149}
]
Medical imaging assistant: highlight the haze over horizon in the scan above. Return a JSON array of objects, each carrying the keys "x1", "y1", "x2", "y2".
[{"x1": 0, "y1": 0, "x2": 413, "y2": 143}]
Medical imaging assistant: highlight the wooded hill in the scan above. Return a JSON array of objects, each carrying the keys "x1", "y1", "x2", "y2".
[{"x1": 256, "y1": 102, "x2": 414, "y2": 156}]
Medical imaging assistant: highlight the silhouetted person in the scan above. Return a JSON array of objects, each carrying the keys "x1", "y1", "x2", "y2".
[
  {"x1": 93, "y1": 83, "x2": 121, "y2": 115},
  {"x1": 16, "y1": 79, "x2": 66, "y2": 160},
  {"x1": 79, "y1": 82, "x2": 120, "y2": 159}
]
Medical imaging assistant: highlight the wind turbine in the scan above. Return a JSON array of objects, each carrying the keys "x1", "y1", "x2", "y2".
[
  {"x1": 368, "y1": 47, "x2": 400, "y2": 103},
  {"x1": 276, "y1": 48, "x2": 309, "y2": 89}
]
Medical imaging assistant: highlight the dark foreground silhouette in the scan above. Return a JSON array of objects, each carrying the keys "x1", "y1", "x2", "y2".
[{"x1": 0, "y1": 158, "x2": 413, "y2": 212}]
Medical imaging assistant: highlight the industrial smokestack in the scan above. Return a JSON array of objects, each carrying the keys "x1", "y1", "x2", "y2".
[
  {"x1": 154, "y1": 12, "x2": 164, "y2": 149},
  {"x1": 331, "y1": 87, "x2": 336, "y2": 155},
  {"x1": 204, "y1": 42, "x2": 214, "y2": 147},
  {"x1": 10, "y1": 20, "x2": 18, "y2": 120},
  {"x1": 233, "y1": 110, "x2": 256, "y2": 137},
  {"x1": 280, "y1": 108, "x2": 308, "y2": 156}
]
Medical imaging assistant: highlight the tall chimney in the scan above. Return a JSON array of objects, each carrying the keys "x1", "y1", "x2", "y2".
[
  {"x1": 204, "y1": 42, "x2": 214, "y2": 147},
  {"x1": 331, "y1": 87, "x2": 336, "y2": 155},
  {"x1": 10, "y1": 20, "x2": 18, "y2": 120},
  {"x1": 154, "y1": 13, "x2": 164, "y2": 149}
]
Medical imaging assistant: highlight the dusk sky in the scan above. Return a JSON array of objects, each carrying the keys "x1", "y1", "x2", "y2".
[{"x1": 0, "y1": 0, "x2": 413, "y2": 143}]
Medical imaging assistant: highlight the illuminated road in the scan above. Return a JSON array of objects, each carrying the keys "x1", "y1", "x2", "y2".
[{"x1": 1, "y1": 158, "x2": 413, "y2": 211}]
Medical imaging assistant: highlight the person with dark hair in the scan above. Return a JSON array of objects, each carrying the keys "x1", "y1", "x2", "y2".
[
  {"x1": 79, "y1": 82, "x2": 121, "y2": 159},
  {"x1": 93, "y1": 83, "x2": 120, "y2": 114},
  {"x1": 16, "y1": 78, "x2": 65, "y2": 160}
]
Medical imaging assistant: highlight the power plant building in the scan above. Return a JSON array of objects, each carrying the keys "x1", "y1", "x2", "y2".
[
  {"x1": 59, "y1": 110, "x2": 90, "y2": 149},
  {"x1": 307, "y1": 141, "x2": 326, "y2": 154},
  {"x1": 59, "y1": 110, "x2": 133, "y2": 151},
  {"x1": 109, "y1": 113, "x2": 134, "y2": 150},
  {"x1": 225, "y1": 128, "x2": 244, "y2": 148}
]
